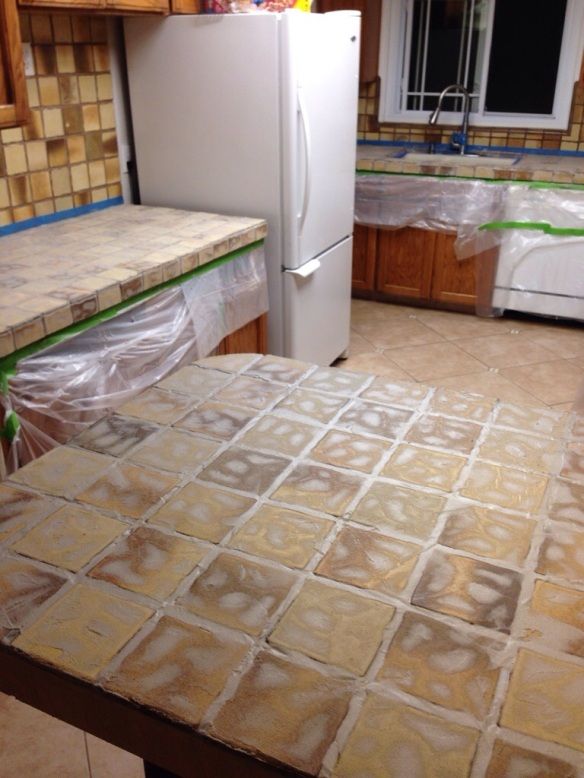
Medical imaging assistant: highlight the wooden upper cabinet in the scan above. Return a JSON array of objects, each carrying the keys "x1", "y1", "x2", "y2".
[
  {"x1": 18, "y1": 0, "x2": 103, "y2": 8},
  {"x1": 318, "y1": 0, "x2": 381, "y2": 82},
  {"x1": 0, "y1": 0, "x2": 28, "y2": 128},
  {"x1": 18, "y1": 0, "x2": 170, "y2": 12},
  {"x1": 170, "y1": 0, "x2": 201, "y2": 11}
]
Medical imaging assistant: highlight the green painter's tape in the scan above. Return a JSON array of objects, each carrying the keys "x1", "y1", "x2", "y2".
[
  {"x1": 479, "y1": 220, "x2": 584, "y2": 236},
  {"x1": 0, "y1": 411, "x2": 20, "y2": 442},
  {"x1": 0, "y1": 240, "x2": 264, "y2": 392}
]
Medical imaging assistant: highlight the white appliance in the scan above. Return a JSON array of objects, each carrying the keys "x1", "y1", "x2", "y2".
[{"x1": 124, "y1": 11, "x2": 360, "y2": 364}]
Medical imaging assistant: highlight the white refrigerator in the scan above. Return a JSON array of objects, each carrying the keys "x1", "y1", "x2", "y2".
[{"x1": 124, "y1": 10, "x2": 360, "y2": 364}]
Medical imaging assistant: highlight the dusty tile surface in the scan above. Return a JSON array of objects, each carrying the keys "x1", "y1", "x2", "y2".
[
  {"x1": 485, "y1": 740, "x2": 578, "y2": 778},
  {"x1": 478, "y1": 427, "x2": 563, "y2": 473},
  {"x1": 300, "y1": 367, "x2": 370, "y2": 396},
  {"x1": 461, "y1": 461, "x2": 548, "y2": 513},
  {"x1": 244, "y1": 354, "x2": 310, "y2": 384},
  {"x1": 239, "y1": 414, "x2": 318, "y2": 456},
  {"x1": 310, "y1": 429, "x2": 388, "y2": 473},
  {"x1": 383, "y1": 444, "x2": 466, "y2": 491},
  {"x1": 430, "y1": 387, "x2": 494, "y2": 422},
  {"x1": 175, "y1": 401, "x2": 255, "y2": 440},
  {"x1": 537, "y1": 524, "x2": 584, "y2": 584},
  {"x1": 275, "y1": 387, "x2": 348, "y2": 423},
  {"x1": 73, "y1": 415, "x2": 158, "y2": 458},
  {"x1": 547, "y1": 478, "x2": 584, "y2": 525},
  {"x1": 272, "y1": 462, "x2": 363, "y2": 516},
  {"x1": 77, "y1": 463, "x2": 178, "y2": 518},
  {"x1": 198, "y1": 447, "x2": 290, "y2": 495},
  {"x1": 116, "y1": 387, "x2": 194, "y2": 425},
  {"x1": 350, "y1": 481, "x2": 446, "y2": 539},
  {"x1": 9, "y1": 446, "x2": 112, "y2": 499},
  {"x1": 337, "y1": 400, "x2": 412, "y2": 439},
  {"x1": 360, "y1": 377, "x2": 429, "y2": 408},
  {"x1": 157, "y1": 366, "x2": 231, "y2": 399},
  {"x1": 406, "y1": 414, "x2": 482, "y2": 454},
  {"x1": 128, "y1": 429, "x2": 220, "y2": 474},
  {"x1": 0, "y1": 485, "x2": 56, "y2": 543},
  {"x1": 214, "y1": 375, "x2": 286, "y2": 410},
  {"x1": 516, "y1": 579, "x2": 584, "y2": 657},
  {"x1": 0, "y1": 558, "x2": 65, "y2": 633}
]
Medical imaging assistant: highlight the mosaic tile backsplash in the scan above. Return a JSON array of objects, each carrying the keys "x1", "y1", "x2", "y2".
[
  {"x1": 1, "y1": 353, "x2": 584, "y2": 777},
  {"x1": 0, "y1": 14, "x2": 121, "y2": 228}
]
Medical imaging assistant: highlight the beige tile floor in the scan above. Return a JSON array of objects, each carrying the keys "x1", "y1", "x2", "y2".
[{"x1": 1, "y1": 299, "x2": 583, "y2": 776}]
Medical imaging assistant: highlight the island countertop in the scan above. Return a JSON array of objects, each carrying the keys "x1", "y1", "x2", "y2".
[
  {"x1": 1, "y1": 353, "x2": 583, "y2": 777},
  {"x1": 0, "y1": 205, "x2": 267, "y2": 359}
]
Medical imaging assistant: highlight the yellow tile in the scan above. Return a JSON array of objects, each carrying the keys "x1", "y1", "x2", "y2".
[
  {"x1": 34, "y1": 199, "x2": 55, "y2": 217},
  {"x1": 485, "y1": 740, "x2": 578, "y2": 778},
  {"x1": 13, "y1": 317, "x2": 44, "y2": 349},
  {"x1": 10, "y1": 446, "x2": 113, "y2": 499},
  {"x1": 25, "y1": 140, "x2": 48, "y2": 171},
  {"x1": 382, "y1": 444, "x2": 466, "y2": 492},
  {"x1": 104, "y1": 156, "x2": 120, "y2": 183},
  {"x1": 50, "y1": 166, "x2": 72, "y2": 196},
  {"x1": 78, "y1": 75, "x2": 97, "y2": 103},
  {"x1": 5, "y1": 145, "x2": 28, "y2": 175},
  {"x1": 38, "y1": 76, "x2": 60, "y2": 106},
  {"x1": 82, "y1": 104, "x2": 100, "y2": 132},
  {"x1": 14, "y1": 584, "x2": 153, "y2": 681},
  {"x1": 0, "y1": 180, "x2": 9, "y2": 209},
  {"x1": 1, "y1": 126, "x2": 24, "y2": 143},
  {"x1": 461, "y1": 462, "x2": 548, "y2": 513},
  {"x1": 67, "y1": 134, "x2": 86, "y2": 163},
  {"x1": 56, "y1": 44, "x2": 75, "y2": 74},
  {"x1": 26, "y1": 78, "x2": 40, "y2": 108},
  {"x1": 13, "y1": 204, "x2": 34, "y2": 222},
  {"x1": 92, "y1": 44, "x2": 109, "y2": 72},
  {"x1": 8, "y1": 175, "x2": 31, "y2": 207},
  {"x1": 54, "y1": 194, "x2": 74, "y2": 212},
  {"x1": 88, "y1": 159, "x2": 106, "y2": 187},
  {"x1": 58, "y1": 74, "x2": 79, "y2": 104},
  {"x1": 0, "y1": 484, "x2": 56, "y2": 543},
  {"x1": 96, "y1": 73, "x2": 113, "y2": 101},
  {"x1": 70, "y1": 162, "x2": 89, "y2": 192},
  {"x1": 99, "y1": 102, "x2": 116, "y2": 131},
  {"x1": 30, "y1": 171, "x2": 52, "y2": 201},
  {"x1": 42, "y1": 108, "x2": 64, "y2": 138}
]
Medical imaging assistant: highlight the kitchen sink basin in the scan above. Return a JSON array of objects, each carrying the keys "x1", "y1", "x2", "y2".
[{"x1": 400, "y1": 152, "x2": 520, "y2": 167}]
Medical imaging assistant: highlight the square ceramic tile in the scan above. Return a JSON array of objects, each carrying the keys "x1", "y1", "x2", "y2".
[
  {"x1": 0, "y1": 558, "x2": 65, "y2": 632},
  {"x1": 316, "y1": 526, "x2": 421, "y2": 596},
  {"x1": 377, "y1": 612, "x2": 502, "y2": 717},
  {"x1": 333, "y1": 693, "x2": 478, "y2": 778},
  {"x1": 195, "y1": 353, "x2": 258, "y2": 372},
  {"x1": 359, "y1": 377, "x2": 429, "y2": 409},
  {"x1": 494, "y1": 403, "x2": 570, "y2": 438},
  {"x1": 382, "y1": 444, "x2": 466, "y2": 492},
  {"x1": 106, "y1": 615, "x2": 251, "y2": 726},
  {"x1": 438, "y1": 505, "x2": 535, "y2": 565},
  {"x1": 275, "y1": 388, "x2": 348, "y2": 423},
  {"x1": 198, "y1": 447, "x2": 290, "y2": 496},
  {"x1": 214, "y1": 376, "x2": 287, "y2": 411},
  {"x1": 485, "y1": 740, "x2": 577, "y2": 778},
  {"x1": 412, "y1": 549, "x2": 522, "y2": 633},
  {"x1": 209, "y1": 651, "x2": 351, "y2": 776},
  {"x1": 300, "y1": 367, "x2": 370, "y2": 396},
  {"x1": 239, "y1": 414, "x2": 318, "y2": 457},
  {"x1": 14, "y1": 584, "x2": 153, "y2": 681},
  {"x1": 229, "y1": 505, "x2": 332, "y2": 568},
  {"x1": 128, "y1": 429, "x2": 220, "y2": 474},
  {"x1": 310, "y1": 430, "x2": 388, "y2": 473},
  {"x1": 350, "y1": 482, "x2": 446, "y2": 540},
  {"x1": 11, "y1": 505, "x2": 124, "y2": 572},
  {"x1": 175, "y1": 401, "x2": 255, "y2": 441},
  {"x1": 336, "y1": 400, "x2": 412, "y2": 439},
  {"x1": 269, "y1": 580, "x2": 394, "y2": 675},
  {"x1": 430, "y1": 388, "x2": 494, "y2": 422},
  {"x1": 156, "y1": 366, "x2": 231, "y2": 398},
  {"x1": 116, "y1": 387, "x2": 194, "y2": 425},
  {"x1": 271, "y1": 462, "x2": 364, "y2": 517},
  {"x1": 77, "y1": 463, "x2": 179, "y2": 518},
  {"x1": 73, "y1": 415, "x2": 159, "y2": 457},
  {"x1": 547, "y1": 479, "x2": 584, "y2": 526},
  {"x1": 178, "y1": 553, "x2": 296, "y2": 636},
  {"x1": 561, "y1": 442, "x2": 584, "y2": 483},
  {"x1": 244, "y1": 355, "x2": 310, "y2": 384},
  {"x1": 478, "y1": 428, "x2": 564, "y2": 474},
  {"x1": 148, "y1": 482, "x2": 255, "y2": 543},
  {"x1": 9, "y1": 446, "x2": 113, "y2": 499},
  {"x1": 406, "y1": 415, "x2": 482, "y2": 455},
  {"x1": 88, "y1": 527, "x2": 207, "y2": 600},
  {"x1": 501, "y1": 649, "x2": 584, "y2": 752},
  {"x1": 461, "y1": 462, "x2": 548, "y2": 514},
  {"x1": 537, "y1": 524, "x2": 584, "y2": 584},
  {"x1": 516, "y1": 579, "x2": 584, "y2": 657},
  {"x1": 0, "y1": 485, "x2": 56, "y2": 544}
]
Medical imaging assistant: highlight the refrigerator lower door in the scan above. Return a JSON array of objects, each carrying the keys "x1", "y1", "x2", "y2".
[{"x1": 283, "y1": 237, "x2": 352, "y2": 365}]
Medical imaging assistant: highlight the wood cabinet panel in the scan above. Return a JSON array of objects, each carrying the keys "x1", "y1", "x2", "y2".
[
  {"x1": 0, "y1": 0, "x2": 28, "y2": 128},
  {"x1": 18, "y1": 0, "x2": 103, "y2": 7},
  {"x1": 215, "y1": 314, "x2": 267, "y2": 356},
  {"x1": 376, "y1": 227, "x2": 434, "y2": 299},
  {"x1": 318, "y1": 0, "x2": 381, "y2": 83},
  {"x1": 19, "y1": 0, "x2": 170, "y2": 11},
  {"x1": 105, "y1": 0, "x2": 169, "y2": 10},
  {"x1": 170, "y1": 0, "x2": 201, "y2": 11},
  {"x1": 431, "y1": 231, "x2": 476, "y2": 306},
  {"x1": 351, "y1": 223, "x2": 376, "y2": 292}
]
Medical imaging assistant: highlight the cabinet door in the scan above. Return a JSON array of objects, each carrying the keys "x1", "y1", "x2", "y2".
[
  {"x1": 105, "y1": 0, "x2": 169, "y2": 10},
  {"x1": 170, "y1": 0, "x2": 201, "y2": 10},
  {"x1": 376, "y1": 227, "x2": 434, "y2": 299},
  {"x1": 0, "y1": 0, "x2": 28, "y2": 128},
  {"x1": 431, "y1": 232, "x2": 476, "y2": 308},
  {"x1": 18, "y1": 0, "x2": 103, "y2": 8},
  {"x1": 352, "y1": 223, "x2": 377, "y2": 292},
  {"x1": 318, "y1": 0, "x2": 381, "y2": 83}
]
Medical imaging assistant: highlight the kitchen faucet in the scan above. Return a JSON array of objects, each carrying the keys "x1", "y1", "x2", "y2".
[{"x1": 428, "y1": 83, "x2": 471, "y2": 155}]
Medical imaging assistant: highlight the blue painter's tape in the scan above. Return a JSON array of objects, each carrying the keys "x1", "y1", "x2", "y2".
[
  {"x1": 356, "y1": 139, "x2": 584, "y2": 158},
  {"x1": 0, "y1": 197, "x2": 124, "y2": 237}
]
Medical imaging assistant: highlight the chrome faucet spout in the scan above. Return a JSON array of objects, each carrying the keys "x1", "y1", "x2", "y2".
[{"x1": 427, "y1": 83, "x2": 471, "y2": 154}]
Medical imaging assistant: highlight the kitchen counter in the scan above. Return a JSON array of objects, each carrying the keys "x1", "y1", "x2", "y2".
[
  {"x1": 1, "y1": 353, "x2": 584, "y2": 777},
  {"x1": 0, "y1": 205, "x2": 267, "y2": 359},
  {"x1": 357, "y1": 144, "x2": 584, "y2": 184}
]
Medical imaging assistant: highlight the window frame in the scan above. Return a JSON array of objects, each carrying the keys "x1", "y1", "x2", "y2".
[{"x1": 378, "y1": 0, "x2": 584, "y2": 131}]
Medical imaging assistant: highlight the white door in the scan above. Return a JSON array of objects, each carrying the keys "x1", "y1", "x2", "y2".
[{"x1": 280, "y1": 11, "x2": 360, "y2": 269}]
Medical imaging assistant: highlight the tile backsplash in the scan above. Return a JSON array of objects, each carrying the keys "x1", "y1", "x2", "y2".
[
  {"x1": 0, "y1": 14, "x2": 122, "y2": 229},
  {"x1": 359, "y1": 76, "x2": 584, "y2": 153}
]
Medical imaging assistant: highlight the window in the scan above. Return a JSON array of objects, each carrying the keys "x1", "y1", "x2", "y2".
[{"x1": 378, "y1": 0, "x2": 584, "y2": 130}]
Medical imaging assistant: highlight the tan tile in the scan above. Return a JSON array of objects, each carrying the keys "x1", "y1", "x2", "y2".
[
  {"x1": 96, "y1": 73, "x2": 113, "y2": 102},
  {"x1": 406, "y1": 414, "x2": 482, "y2": 454},
  {"x1": 311, "y1": 429, "x2": 388, "y2": 473},
  {"x1": 239, "y1": 414, "x2": 318, "y2": 457},
  {"x1": 130, "y1": 429, "x2": 219, "y2": 474},
  {"x1": 0, "y1": 558, "x2": 65, "y2": 633},
  {"x1": 198, "y1": 446, "x2": 290, "y2": 496},
  {"x1": 177, "y1": 402, "x2": 255, "y2": 446},
  {"x1": 438, "y1": 504, "x2": 534, "y2": 565},
  {"x1": 316, "y1": 526, "x2": 421, "y2": 595},
  {"x1": 523, "y1": 324, "x2": 584, "y2": 359},
  {"x1": 382, "y1": 444, "x2": 466, "y2": 492},
  {"x1": 333, "y1": 693, "x2": 478, "y2": 777},
  {"x1": 4, "y1": 144, "x2": 27, "y2": 175},
  {"x1": 561, "y1": 442, "x2": 584, "y2": 483},
  {"x1": 42, "y1": 108, "x2": 64, "y2": 137},
  {"x1": 358, "y1": 318, "x2": 444, "y2": 350},
  {"x1": 479, "y1": 427, "x2": 564, "y2": 474},
  {"x1": 195, "y1": 353, "x2": 258, "y2": 372},
  {"x1": 106, "y1": 616, "x2": 250, "y2": 726},
  {"x1": 8, "y1": 174, "x2": 31, "y2": 207},
  {"x1": 412, "y1": 549, "x2": 522, "y2": 633},
  {"x1": 85, "y1": 734, "x2": 144, "y2": 778},
  {"x1": 500, "y1": 360, "x2": 584, "y2": 406},
  {"x1": 115, "y1": 387, "x2": 192, "y2": 425},
  {"x1": 360, "y1": 376, "x2": 429, "y2": 409},
  {"x1": 414, "y1": 307, "x2": 510, "y2": 340},
  {"x1": 272, "y1": 462, "x2": 363, "y2": 516},
  {"x1": 179, "y1": 553, "x2": 296, "y2": 635},
  {"x1": 214, "y1": 375, "x2": 286, "y2": 411},
  {"x1": 457, "y1": 332, "x2": 558, "y2": 369},
  {"x1": 337, "y1": 351, "x2": 413, "y2": 380},
  {"x1": 157, "y1": 365, "x2": 231, "y2": 398},
  {"x1": 378, "y1": 612, "x2": 502, "y2": 717},
  {"x1": 149, "y1": 481, "x2": 255, "y2": 542},
  {"x1": 337, "y1": 400, "x2": 412, "y2": 439},
  {"x1": 11, "y1": 505, "x2": 124, "y2": 572},
  {"x1": 433, "y1": 371, "x2": 542, "y2": 406},
  {"x1": 351, "y1": 481, "x2": 446, "y2": 540},
  {"x1": 430, "y1": 387, "x2": 495, "y2": 422},
  {"x1": 548, "y1": 478, "x2": 584, "y2": 526},
  {"x1": 229, "y1": 504, "x2": 332, "y2": 568},
  {"x1": 89, "y1": 527, "x2": 206, "y2": 600},
  {"x1": 461, "y1": 462, "x2": 548, "y2": 513},
  {"x1": 50, "y1": 166, "x2": 72, "y2": 196},
  {"x1": 517, "y1": 579, "x2": 584, "y2": 657},
  {"x1": 14, "y1": 584, "x2": 153, "y2": 681},
  {"x1": 501, "y1": 649, "x2": 584, "y2": 752},
  {"x1": 0, "y1": 484, "x2": 56, "y2": 543},
  {"x1": 25, "y1": 140, "x2": 48, "y2": 171},
  {"x1": 388, "y1": 341, "x2": 488, "y2": 382},
  {"x1": 243, "y1": 354, "x2": 310, "y2": 384},
  {"x1": 495, "y1": 402, "x2": 570, "y2": 438},
  {"x1": 301, "y1": 366, "x2": 370, "y2": 396},
  {"x1": 73, "y1": 415, "x2": 158, "y2": 458},
  {"x1": 13, "y1": 316, "x2": 45, "y2": 350},
  {"x1": 537, "y1": 523, "x2": 584, "y2": 584},
  {"x1": 38, "y1": 76, "x2": 60, "y2": 106},
  {"x1": 55, "y1": 44, "x2": 75, "y2": 73},
  {"x1": 209, "y1": 651, "x2": 351, "y2": 775},
  {"x1": 275, "y1": 387, "x2": 348, "y2": 423},
  {"x1": 9, "y1": 446, "x2": 112, "y2": 499},
  {"x1": 77, "y1": 463, "x2": 179, "y2": 519},
  {"x1": 485, "y1": 740, "x2": 577, "y2": 778}
]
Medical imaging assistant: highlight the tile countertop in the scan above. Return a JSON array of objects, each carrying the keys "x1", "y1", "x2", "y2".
[
  {"x1": 1, "y1": 353, "x2": 584, "y2": 777},
  {"x1": 357, "y1": 144, "x2": 584, "y2": 184},
  {"x1": 0, "y1": 205, "x2": 267, "y2": 360}
]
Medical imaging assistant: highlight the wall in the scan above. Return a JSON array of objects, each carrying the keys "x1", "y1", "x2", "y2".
[
  {"x1": 0, "y1": 13, "x2": 122, "y2": 229},
  {"x1": 358, "y1": 77, "x2": 584, "y2": 153}
]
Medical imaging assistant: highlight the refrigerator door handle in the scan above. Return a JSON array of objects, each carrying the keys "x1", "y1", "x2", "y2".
[
  {"x1": 297, "y1": 86, "x2": 312, "y2": 230},
  {"x1": 284, "y1": 257, "x2": 321, "y2": 278}
]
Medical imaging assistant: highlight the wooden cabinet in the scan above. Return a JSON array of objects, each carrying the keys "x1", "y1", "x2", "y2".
[
  {"x1": 18, "y1": 0, "x2": 170, "y2": 12},
  {"x1": 0, "y1": 0, "x2": 28, "y2": 129},
  {"x1": 212, "y1": 314, "x2": 268, "y2": 356},
  {"x1": 318, "y1": 0, "x2": 381, "y2": 83},
  {"x1": 353, "y1": 225, "x2": 478, "y2": 311}
]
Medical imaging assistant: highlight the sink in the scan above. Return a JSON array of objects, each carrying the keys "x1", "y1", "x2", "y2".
[{"x1": 400, "y1": 152, "x2": 520, "y2": 167}]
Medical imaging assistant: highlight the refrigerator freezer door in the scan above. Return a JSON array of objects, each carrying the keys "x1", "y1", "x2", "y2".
[
  {"x1": 280, "y1": 11, "x2": 360, "y2": 269},
  {"x1": 283, "y1": 237, "x2": 352, "y2": 364}
]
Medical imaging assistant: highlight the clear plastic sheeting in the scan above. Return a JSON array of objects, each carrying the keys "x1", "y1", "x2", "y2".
[{"x1": 1, "y1": 246, "x2": 268, "y2": 476}]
